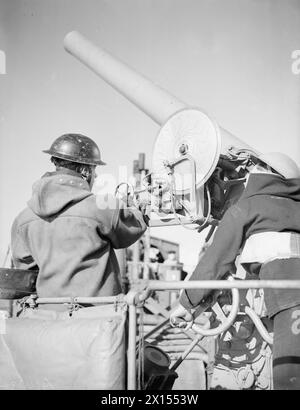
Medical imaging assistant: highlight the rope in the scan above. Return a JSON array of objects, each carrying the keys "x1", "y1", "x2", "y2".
[{"x1": 137, "y1": 304, "x2": 145, "y2": 390}]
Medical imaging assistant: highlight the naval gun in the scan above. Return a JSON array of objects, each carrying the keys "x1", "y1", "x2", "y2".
[{"x1": 63, "y1": 31, "x2": 260, "y2": 231}]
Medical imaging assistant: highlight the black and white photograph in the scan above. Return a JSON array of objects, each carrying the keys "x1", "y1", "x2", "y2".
[{"x1": 0, "y1": 0, "x2": 300, "y2": 394}]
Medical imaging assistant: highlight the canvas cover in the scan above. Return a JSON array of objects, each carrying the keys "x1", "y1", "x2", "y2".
[{"x1": 0, "y1": 304, "x2": 127, "y2": 390}]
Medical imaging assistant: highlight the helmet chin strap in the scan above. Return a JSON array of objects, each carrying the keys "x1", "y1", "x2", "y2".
[
  {"x1": 80, "y1": 167, "x2": 89, "y2": 180},
  {"x1": 79, "y1": 165, "x2": 94, "y2": 187}
]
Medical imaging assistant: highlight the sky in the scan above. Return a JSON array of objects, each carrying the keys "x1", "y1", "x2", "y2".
[{"x1": 0, "y1": 0, "x2": 299, "y2": 271}]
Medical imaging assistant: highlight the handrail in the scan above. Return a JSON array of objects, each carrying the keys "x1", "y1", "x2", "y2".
[
  {"x1": 143, "y1": 279, "x2": 293, "y2": 341},
  {"x1": 24, "y1": 295, "x2": 125, "y2": 305},
  {"x1": 146, "y1": 279, "x2": 300, "y2": 291}
]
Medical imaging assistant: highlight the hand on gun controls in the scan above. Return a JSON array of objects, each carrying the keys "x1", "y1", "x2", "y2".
[{"x1": 170, "y1": 304, "x2": 194, "y2": 330}]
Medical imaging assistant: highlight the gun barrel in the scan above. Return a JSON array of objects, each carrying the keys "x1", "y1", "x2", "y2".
[
  {"x1": 64, "y1": 31, "x2": 257, "y2": 156},
  {"x1": 64, "y1": 31, "x2": 187, "y2": 125}
]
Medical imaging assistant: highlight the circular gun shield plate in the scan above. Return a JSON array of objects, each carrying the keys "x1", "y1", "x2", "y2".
[{"x1": 152, "y1": 108, "x2": 221, "y2": 194}]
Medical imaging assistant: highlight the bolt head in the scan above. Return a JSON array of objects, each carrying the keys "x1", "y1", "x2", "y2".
[{"x1": 179, "y1": 144, "x2": 188, "y2": 155}]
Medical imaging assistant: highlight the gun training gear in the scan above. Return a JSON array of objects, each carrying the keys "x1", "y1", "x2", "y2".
[{"x1": 43, "y1": 133, "x2": 106, "y2": 166}]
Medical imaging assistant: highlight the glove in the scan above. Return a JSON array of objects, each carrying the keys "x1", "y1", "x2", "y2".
[{"x1": 170, "y1": 304, "x2": 194, "y2": 330}]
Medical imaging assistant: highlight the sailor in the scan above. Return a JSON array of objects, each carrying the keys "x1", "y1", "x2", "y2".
[
  {"x1": 170, "y1": 152, "x2": 300, "y2": 390},
  {"x1": 11, "y1": 133, "x2": 148, "y2": 302}
]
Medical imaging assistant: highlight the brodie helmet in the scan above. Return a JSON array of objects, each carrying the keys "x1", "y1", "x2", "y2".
[{"x1": 43, "y1": 133, "x2": 106, "y2": 166}]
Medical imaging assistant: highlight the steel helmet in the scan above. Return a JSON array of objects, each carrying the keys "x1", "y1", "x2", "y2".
[
  {"x1": 258, "y1": 152, "x2": 300, "y2": 179},
  {"x1": 43, "y1": 133, "x2": 106, "y2": 166}
]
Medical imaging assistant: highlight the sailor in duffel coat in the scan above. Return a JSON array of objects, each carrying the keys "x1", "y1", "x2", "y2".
[{"x1": 11, "y1": 134, "x2": 148, "y2": 300}]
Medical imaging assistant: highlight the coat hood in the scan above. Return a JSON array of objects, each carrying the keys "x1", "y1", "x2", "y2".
[
  {"x1": 28, "y1": 170, "x2": 92, "y2": 218},
  {"x1": 242, "y1": 173, "x2": 300, "y2": 202}
]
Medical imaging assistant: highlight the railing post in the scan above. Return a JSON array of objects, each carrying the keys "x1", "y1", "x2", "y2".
[{"x1": 125, "y1": 291, "x2": 139, "y2": 390}]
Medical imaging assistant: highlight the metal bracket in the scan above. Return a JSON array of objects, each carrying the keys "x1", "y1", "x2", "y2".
[{"x1": 64, "y1": 297, "x2": 80, "y2": 316}]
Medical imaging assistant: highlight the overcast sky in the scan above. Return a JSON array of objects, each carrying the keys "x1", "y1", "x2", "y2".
[{"x1": 0, "y1": 0, "x2": 299, "y2": 270}]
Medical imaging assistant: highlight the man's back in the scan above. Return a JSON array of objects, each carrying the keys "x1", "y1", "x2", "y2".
[{"x1": 11, "y1": 169, "x2": 147, "y2": 298}]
